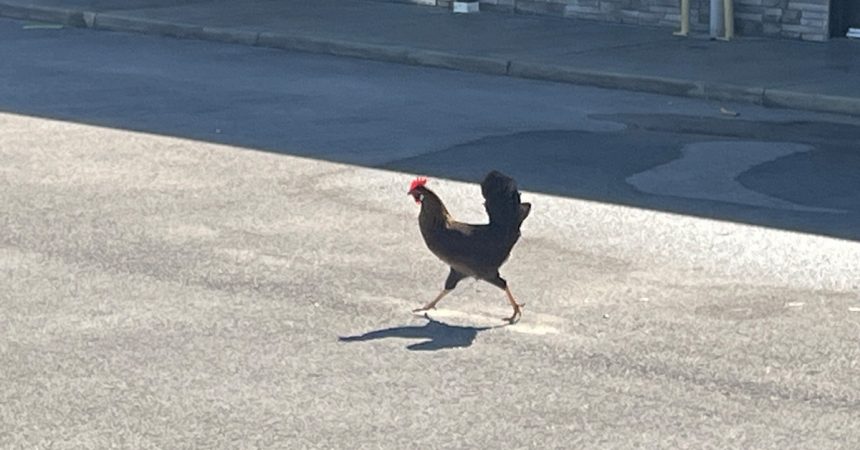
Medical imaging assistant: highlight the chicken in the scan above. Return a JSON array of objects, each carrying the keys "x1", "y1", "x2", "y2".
[{"x1": 407, "y1": 171, "x2": 531, "y2": 323}]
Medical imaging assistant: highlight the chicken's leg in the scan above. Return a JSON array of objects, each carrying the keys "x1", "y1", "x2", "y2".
[
  {"x1": 413, "y1": 269, "x2": 465, "y2": 313},
  {"x1": 503, "y1": 286, "x2": 524, "y2": 323},
  {"x1": 413, "y1": 289, "x2": 451, "y2": 313}
]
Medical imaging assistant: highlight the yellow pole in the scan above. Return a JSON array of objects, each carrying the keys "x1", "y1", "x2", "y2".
[
  {"x1": 674, "y1": 0, "x2": 690, "y2": 36},
  {"x1": 721, "y1": 0, "x2": 734, "y2": 40}
]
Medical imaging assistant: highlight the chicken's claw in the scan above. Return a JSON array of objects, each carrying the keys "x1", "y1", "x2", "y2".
[
  {"x1": 412, "y1": 289, "x2": 451, "y2": 315},
  {"x1": 503, "y1": 303, "x2": 524, "y2": 324}
]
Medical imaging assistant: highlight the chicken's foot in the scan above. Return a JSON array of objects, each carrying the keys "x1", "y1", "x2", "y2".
[
  {"x1": 412, "y1": 289, "x2": 451, "y2": 313},
  {"x1": 503, "y1": 286, "x2": 524, "y2": 323}
]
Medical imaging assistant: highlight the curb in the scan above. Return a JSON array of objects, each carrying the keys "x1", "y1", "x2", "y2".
[
  {"x1": 763, "y1": 89, "x2": 860, "y2": 117},
  {"x1": 0, "y1": 2, "x2": 84, "y2": 26},
  {"x1": 3, "y1": 3, "x2": 860, "y2": 117},
  {"x1": 257, "y1": 32, "x2": 411, "y2": 64},
  {"x1": 508, "y1": 61, "x2": 701, "y2": 99}
]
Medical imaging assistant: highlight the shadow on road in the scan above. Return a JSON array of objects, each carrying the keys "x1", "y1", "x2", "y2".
[
  {"x1": 4, "y1": 19, "x2": 860, "y2": 241},
  {"x1": 338, "y1": 314, "x2": 501, "y2": 351},
  {"x1": 383, "y1": 114, "x2": 860, "y2": 242}
]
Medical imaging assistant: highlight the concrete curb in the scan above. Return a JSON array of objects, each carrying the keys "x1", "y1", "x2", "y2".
[
  {"x1": 0, "y1": 2, "x2": 84, "y2": 26},
  {"x1": 94, "y1": 13, "x2": 203, "y2": 39},
  {"x1": 406, "y1": 49, "x2": 509, "y2": 76},
  {"x1": 700, "y1": 82, "x2": 765, "y2": 105},
  {"x1": 3, "y1": 3, "x2": 860, "y2": 117},
  {"x1": 508, "y1": 61, "x2": 701, "y2": 98},
  {"x1": 257, "y1": 32, "x2": 411, "y2": 64},
  {"x1": 763, "y1": 89, "x2": 860, "y2": 117}
]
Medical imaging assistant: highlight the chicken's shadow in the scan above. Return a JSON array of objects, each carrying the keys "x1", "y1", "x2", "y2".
[{"x1": 339, "y1": 314, "x2": 502, "y2": 351}]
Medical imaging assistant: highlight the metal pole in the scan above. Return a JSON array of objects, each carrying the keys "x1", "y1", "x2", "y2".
[
  {"x1": 709, "y1": 0, "x2": 723, "y2": 39},
  {"x1": 720, "y1": 0, "x2": 734, "y2": 40},
  {"x1": 674, "y1": 0, "x2": 690, "y2": 36}
]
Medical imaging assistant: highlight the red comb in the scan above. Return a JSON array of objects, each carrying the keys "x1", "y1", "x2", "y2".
[{"x1": 409, "y1": 176, "x2": 428, "y2": 191}]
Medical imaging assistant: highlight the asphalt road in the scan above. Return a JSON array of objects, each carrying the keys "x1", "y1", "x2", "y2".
[{"x1": 1, "y1": 17, "x2": 860, "y2": 449}]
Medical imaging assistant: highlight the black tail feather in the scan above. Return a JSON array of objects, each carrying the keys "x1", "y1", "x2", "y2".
[{"x1": 481, "y1": 170, "x2": 529, "y2": 228}]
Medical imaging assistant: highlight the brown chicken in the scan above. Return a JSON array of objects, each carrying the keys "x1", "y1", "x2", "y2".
[{"x1": 407, "y1": 171, "x2": 531, "y2": 323}]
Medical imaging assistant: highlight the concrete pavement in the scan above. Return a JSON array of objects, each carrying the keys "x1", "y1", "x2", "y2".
[
  {"x1": 1, "y1": 0, "x2": 860, "y2": 116},
  {"x1": 3, "y1": 16, "x2": 860, "y2": 448},
  {"x1": 3, "y1": 105, "x2": 860, "y2": 449}
]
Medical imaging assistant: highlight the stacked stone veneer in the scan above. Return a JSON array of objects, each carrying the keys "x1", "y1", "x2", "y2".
[
  {"x1": 729, "y1": 0, "x2": 829, "y2": 40},
  {"x1": 411, "y1": 0, "x2": 831, "y2": 41}
]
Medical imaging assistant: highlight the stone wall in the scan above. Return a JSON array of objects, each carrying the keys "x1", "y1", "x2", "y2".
[
  {"x1": 407, "y1": 0, "x2": 832, "y2": 41},
  {"x1": 730, "y1": 0, "x2": 829, "y2": 41}
]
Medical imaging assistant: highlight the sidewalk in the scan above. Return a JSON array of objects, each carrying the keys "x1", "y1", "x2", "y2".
[{"x1": 2, "y1": 0, "x2": 860, "y2": 116}]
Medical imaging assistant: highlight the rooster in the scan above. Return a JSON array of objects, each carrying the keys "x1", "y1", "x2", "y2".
[{"x1": 408, "y1": 171, "x2": 531, "y2": 323}]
